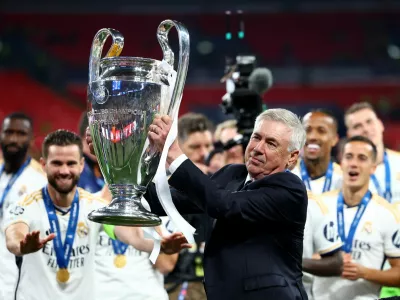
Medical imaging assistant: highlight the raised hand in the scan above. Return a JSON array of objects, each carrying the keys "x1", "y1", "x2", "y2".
[
  {"x1": 161, "y1": 232, "x2": 192, "y2": 255},
  {"x1": 20, "y1": 231, "x2": 56, "y2": 255},
  {"x1": 148, "y1": 115, "x2": 184, "y2": 165},
  {"x1": 148, "y1": 115, "x2": 173, "y2": 153}
]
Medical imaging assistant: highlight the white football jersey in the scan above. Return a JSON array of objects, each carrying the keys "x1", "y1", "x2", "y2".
[
  {"x1": 292, "y1": 160, "x2": 343, "y2": 195},
  {"x1": 303, "y1": 192, "x2": 342, "y2": 299},
  {"x1": 369, "y1": 149, "x2": 400, "y2": 203},
  {"x1": 3, "y1": 188, "x2": 107, "y2": 300},
  {"x1": 94, "y1": 217, "x2": 170, "y2": 300},
  {"x1": 0, "y1": 159, "x2": 47, "y2": 300},
  {"x1": 313, "y1": 190, "x2": 400, "y2": 300}
]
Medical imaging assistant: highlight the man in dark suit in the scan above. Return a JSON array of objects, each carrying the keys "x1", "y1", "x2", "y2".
[{"x1": 146, "y1": 108, "x2": 309, "y2": 300}]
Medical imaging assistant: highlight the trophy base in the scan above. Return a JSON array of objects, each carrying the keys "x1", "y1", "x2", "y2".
[{"x1": 88, "y1": 199, "x2": 162, "y2": 227}]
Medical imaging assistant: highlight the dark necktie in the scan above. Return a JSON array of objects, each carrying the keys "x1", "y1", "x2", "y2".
[{"x1": 240, "y1": 180, "x2": 253, "y2": 191}]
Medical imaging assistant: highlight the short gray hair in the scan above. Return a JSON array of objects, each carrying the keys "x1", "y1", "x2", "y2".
[{"x1": 254, "y1": 108, "x2": 306, "y2": 152}]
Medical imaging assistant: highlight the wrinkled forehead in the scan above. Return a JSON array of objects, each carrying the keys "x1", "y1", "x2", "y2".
[
  {"x1": 47, "y1": 145, "x2": 81, "y2": 161},
  {"x1": 254, "y1": 120, "x2": 291, "y2": 142}
]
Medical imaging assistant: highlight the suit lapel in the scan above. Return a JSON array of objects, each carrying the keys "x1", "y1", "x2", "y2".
[
  {"x1": 225, "y1": 165, "x2": 248, "y2": 192},
  {"x1": 226, "y1": 177, "x2": 246, "y2": 192}
]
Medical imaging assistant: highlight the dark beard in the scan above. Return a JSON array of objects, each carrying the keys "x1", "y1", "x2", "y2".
[
  {"x1": 48, "y1": 175, "x2": 80, "y2": 194},
  {"x1": 0, "y1": 143, "x2": 29, "y2": 172}
]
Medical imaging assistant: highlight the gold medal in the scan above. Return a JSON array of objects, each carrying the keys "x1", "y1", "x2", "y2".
[
  {"x1": 114, "y1": 254, "x2": 127, "y2": 268},
  {"x1": 56, "y1": 268, "x2": 70, "y2": 283}
]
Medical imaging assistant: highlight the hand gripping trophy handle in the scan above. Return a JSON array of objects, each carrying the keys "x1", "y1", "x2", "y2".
[{"x1": 87, "y1": 20, "x2": 190, "y2": 226}]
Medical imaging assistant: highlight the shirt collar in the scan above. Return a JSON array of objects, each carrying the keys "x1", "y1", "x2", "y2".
[
  {"x1": 245, "y1": 174, "x2": 253, "y2": 183},
  {"x1": 246, "y1": 169, "x2": 291, "y2": 183}
]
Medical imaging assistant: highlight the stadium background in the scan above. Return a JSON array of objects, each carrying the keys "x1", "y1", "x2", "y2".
[{"x1": 1, "y1": 0, "x2": 400, "y2": 159}]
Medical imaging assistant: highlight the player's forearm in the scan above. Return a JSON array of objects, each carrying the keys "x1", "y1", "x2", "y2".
[
  {"x1": 302, "y1": 252, "x2": 343, "y2": 276},
  {"x1": 363, "y1": 267, "x2": 400, "y2": 287},
  {"x1": 6, "y1": 229, "x2": 25, "y2": 256},
  {"x1": 114, "y1": 226, "x2": 154, "y2": 253},
  {"x1": 154, "y1": 253, "x2": 178, "y2": 274}
]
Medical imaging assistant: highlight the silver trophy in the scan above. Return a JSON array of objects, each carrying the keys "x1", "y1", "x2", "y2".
[{"x1": 87, "y1": 20, "x2": 189, "y2": 226}]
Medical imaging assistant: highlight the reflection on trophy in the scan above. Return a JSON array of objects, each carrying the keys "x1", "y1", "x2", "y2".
[{"x1": 87, "y1": 20, "x2": 189, "y2": 226}]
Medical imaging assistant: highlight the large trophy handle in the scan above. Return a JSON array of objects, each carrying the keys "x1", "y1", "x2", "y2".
[
  {"x1": 89, "y1": 28, "x2": 124, "y2": 83},
  {"x1": 157, "y1": 20, "x2": 190, "y2": 117}
]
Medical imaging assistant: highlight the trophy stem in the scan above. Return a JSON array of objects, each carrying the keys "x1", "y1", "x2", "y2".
[{"x1": 88, "y1": 184, "x2": 161, "y2": 227}]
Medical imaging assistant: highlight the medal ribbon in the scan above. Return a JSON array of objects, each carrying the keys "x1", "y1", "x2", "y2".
[
  {"x1": 337, "y1": 190, "x2": 372, "y2": 253},
  {"x1": 0, "y1": 157, "x2": 31, "y2": 208},
  {"x1": 111, "y1": 239, "x2": 129, "y2": 256},
  {"x1": 300, "y1": 159, "x2": 333, "y2": 193},
  {"x1": 370, "y1": 151, "x2": 392, "y2": 202},
  {"x1": 42, "y1": 186, "x2": 80, "y2": 270}
]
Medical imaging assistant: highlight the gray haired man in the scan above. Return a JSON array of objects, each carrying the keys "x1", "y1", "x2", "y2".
[{"x1": 143, "y1": 108, "x2": 309, "y2": 300}]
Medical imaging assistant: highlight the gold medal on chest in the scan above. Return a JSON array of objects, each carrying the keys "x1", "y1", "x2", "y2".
[
  {"x1": 56, "y1": 268, "x2": 70, "y2": 283},
  {"x1": 114, "y1": 254, "x2": 127, "y2": 268}
]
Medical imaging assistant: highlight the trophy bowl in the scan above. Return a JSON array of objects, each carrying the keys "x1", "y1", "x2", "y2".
[{"x1": 87, "y1": 20, "x2": 189, "y2": 226}]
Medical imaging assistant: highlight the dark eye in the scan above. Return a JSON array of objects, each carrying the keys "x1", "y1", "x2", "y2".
[{"x1": 16, "y1": 131, "x2": 28, "y2": 136}]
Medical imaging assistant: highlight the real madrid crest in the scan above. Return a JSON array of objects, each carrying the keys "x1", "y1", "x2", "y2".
[
  {"x1": 76, "y1": 222, "x2": 89, "y2": 238},
  {"x1": 362, "y1": 221, "x2": 373, "y2": 234}
]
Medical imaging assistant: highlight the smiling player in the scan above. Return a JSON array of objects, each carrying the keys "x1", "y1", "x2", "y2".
[{"x1": 292, "y1": 110, "x2": 342, "y2": 194}]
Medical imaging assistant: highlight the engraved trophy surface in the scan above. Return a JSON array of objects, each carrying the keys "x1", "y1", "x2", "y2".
[{"x1": 87, "y1": 20, "x2": 189, "y2": 226}]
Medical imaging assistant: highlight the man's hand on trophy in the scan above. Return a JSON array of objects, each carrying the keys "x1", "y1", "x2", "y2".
[
  {"x1": 85, "y1": 127, "x2": 96, "y2": 156},
  {"x1": 148, "y1": 115, "x2": 172, "y2": 152},
  {"x1": 148, "y1": 115, "x2": 184, "y2": 165},
  {"x1": 161, "y1": 232, "x2": 192, "y2": 255}
]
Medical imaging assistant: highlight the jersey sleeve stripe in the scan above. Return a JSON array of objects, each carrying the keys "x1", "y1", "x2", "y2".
[
  {"x1": 372, "y1": 196, "x2": 400, "y2": 223},
  {"x1": 308, "y1": 192, "x2": 330, "y2": 215},
  {"x1": 384, "y1": 252, "x2": 400, "y2": 258},
  {"x1": 318, "y1": 242, "x2": 343, "y2": 255}
]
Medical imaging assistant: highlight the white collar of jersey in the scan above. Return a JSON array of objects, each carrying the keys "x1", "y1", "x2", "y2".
[{"x1": 54, "y1": 203, "x2": 71, "y2": 214}]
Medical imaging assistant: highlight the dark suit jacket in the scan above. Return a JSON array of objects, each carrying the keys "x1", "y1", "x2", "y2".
[{"x1": 145, "y1": 160, "x2": 308, "y2": 300}]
